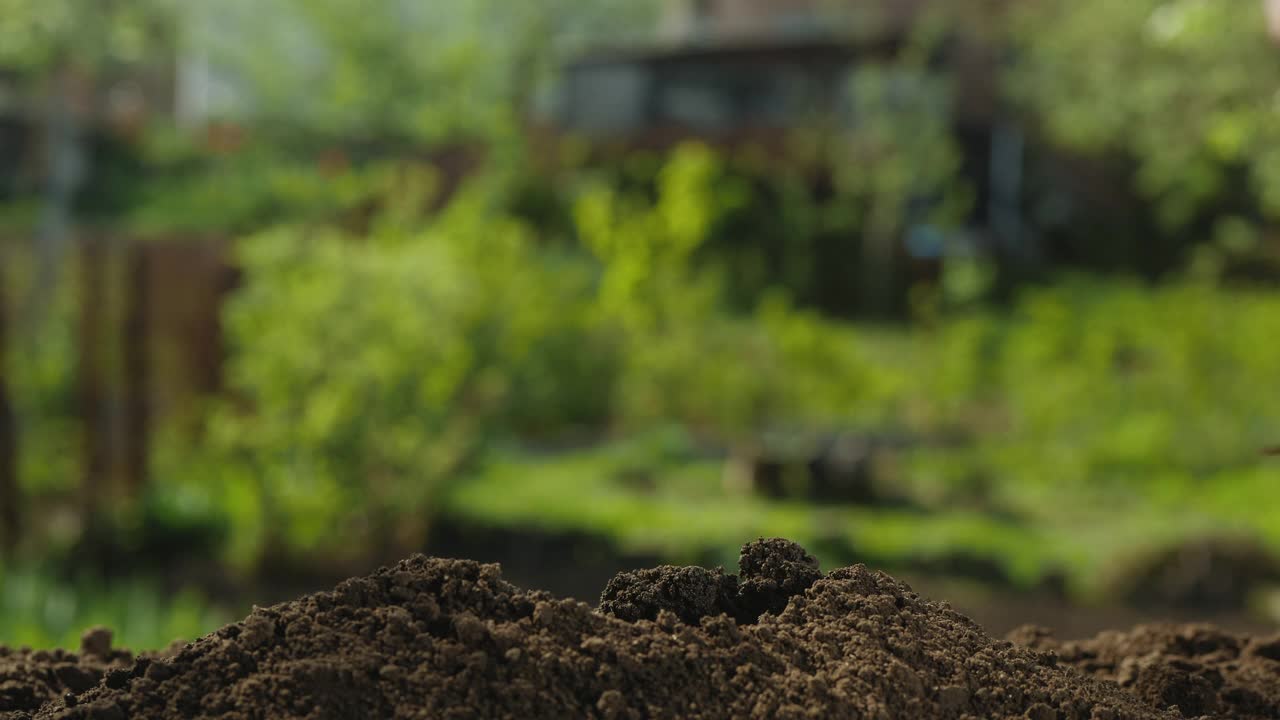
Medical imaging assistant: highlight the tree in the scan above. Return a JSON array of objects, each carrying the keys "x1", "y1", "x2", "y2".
[
  {"x1": 0, "y1": 0, "x2": 178, "y2": 315},
  {"x1": 191, "y1": 0, "x2": 658, "y2": 147},
  {"x1": 1008, "y1": 0, "x2": 1280, "y2": 234}
]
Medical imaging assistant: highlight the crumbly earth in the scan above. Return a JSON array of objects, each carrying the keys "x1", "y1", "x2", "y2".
[
  {"x1": 1008, "y1": 623, "x2": 1280, "y2": 719},
  {"x1": 598, "y1": 537, "x2": 823, "y2": 625},
  {"x1": 0, "y1": 629, "x2": 132, "y2": 719},
  {"x1": 0, "y1": 538, "x2": 1267, "y2": 719}
]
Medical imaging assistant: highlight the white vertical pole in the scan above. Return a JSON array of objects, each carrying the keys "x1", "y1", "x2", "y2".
[{"x1": 1265, "y1": 0, "x2": 1280, "y2": 43}]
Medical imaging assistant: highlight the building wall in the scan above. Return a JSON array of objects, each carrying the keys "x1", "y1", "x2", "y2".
[{"x1": 658, "y1": 0, "x2": 928, "y2": 42}]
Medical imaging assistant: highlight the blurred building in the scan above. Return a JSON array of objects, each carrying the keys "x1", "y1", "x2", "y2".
[
  {"x1": 657, "y1": 0, "x2": 929, "y2": 42},
  {"x1": 546, "y1": 0, "x2": 1012, "y2": 315}
]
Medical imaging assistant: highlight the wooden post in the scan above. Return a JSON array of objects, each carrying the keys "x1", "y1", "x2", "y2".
[
  {"x1": 123, "y1": 242, "x2": 150, "y2": 495},
  {"x1": 78, "y1": 237, "x2": 111, "y2": 520},
  {"x1": 0, "y1": 258, "x2": 18, "y2": 555},
  {"x1": 192, "y1": 241, "x2": 236, "y2": 397}
]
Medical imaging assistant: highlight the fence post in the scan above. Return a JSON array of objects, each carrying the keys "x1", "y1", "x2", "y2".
[
  {"x1": 0, "y1": 258, "x2": 18, "y2": 556},
  {"x1": 123, "y1": 241, "x2": 150, "y2": 496},
  {"x1": 78, "y1": 236, "x2": 111, "y2": 522}
]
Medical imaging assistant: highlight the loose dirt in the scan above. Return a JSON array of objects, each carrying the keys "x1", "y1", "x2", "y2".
[
  {"x1": 1, "y1": 538, "x2": 1276, "y2": 719},
  {"x1": 1009, "y1": 623, "x2": 1280, "y2": 719},
  {"x1": 0, "y1": 629, "x2": 131, "y2": 718}
]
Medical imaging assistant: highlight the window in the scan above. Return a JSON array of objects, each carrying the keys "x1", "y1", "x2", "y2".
[
  {"x1": 654, "y1": 60, "x2": 825, "y2": 131},
  {"x1": 564, "y1": 63, "x2": 652, "y2": 136}
]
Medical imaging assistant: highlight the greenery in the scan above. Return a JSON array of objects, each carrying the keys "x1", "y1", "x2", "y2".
[
  {"x1": 442, "y1": 276, "x2": 1280, "y2": 600},
  {"x1": 0, "y1": 565, "x2": 229, "y2": 650},
  {"x1": 0, "y1": 0, "x2": 176, "y2": 74},
  {"x1": 135, "y1": 144, "x2": 1280, "y2": 604},
  {"x1": 186, "y1": 0, "x2": 654, "y2": 144},
  {"x1": 4, "y1": 0, "x2": 1280, "y2": 650},
  {"x1": 1, "y1": 242, "x2": 79, "y2": 499},
  {"x1": 1010, "y1": 0, "x2": 1280, "y2": 231},
  {"x1": 150, "y1": 175, "x2": 615, "y2": 569},
  {"x1": 444, "y1": 435, "x2": 1056, "y2": 587}
]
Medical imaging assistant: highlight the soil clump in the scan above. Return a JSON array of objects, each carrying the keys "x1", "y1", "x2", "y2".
[
  {"x1": 1009, "y1": 623, "x2": 1280, "y2": 719},
  {"x1": 0, "y1": 538, "x2": 1267, "y2": 719},
  {"x1": 598, "y1": 537, "x2": 822, "y2": 625},
  {"x1": 0, "y1": 629, "x2": 132, "y2": 719}
]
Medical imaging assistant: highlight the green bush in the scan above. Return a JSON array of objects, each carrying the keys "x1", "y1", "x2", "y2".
[
  {"x1": 446, "y1": 274, "x2": 1280, "y2": 597},
  {"x1": 1011, "y1": 0, "x2": 1280, "y2": 222},
  {"x1": 572, "y1": 144, "x2": 903, "y2": 436},
  {"x1": 1, "y1": 243, "x2": 79, "y2": 501},
  {"x1": 898, "y1": 278, "x2": 1280, "y2": 588},
  {"x1": 58, "y1": 140, "x2": 1280, "y2": 601},
  {"x1": 151, "y1": 145, "x2": 917, "y2": 569},
  {"x1": 120, "y1": 149, "x2": 426, "y2": 235},
  {"x1": 158, "y1": 182, "x2": 617, "y2": 568}
]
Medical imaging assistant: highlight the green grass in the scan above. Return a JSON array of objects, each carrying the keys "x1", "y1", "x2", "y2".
[
  {"x1": 444, "y1": 434, "x2": 1063, "y2": 589},
  {"x1": 446, "y1": 425, "x2": 1280, "y2": 602},
  {"x1": 0, "y1": 567, "x2": 233, "y2": 650}
]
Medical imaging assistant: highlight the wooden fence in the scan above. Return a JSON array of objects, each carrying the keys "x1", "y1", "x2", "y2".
[
  {"x1": 0, "y1": 234, "x2": 238, "y2": 549},
  {"x1": 85, "y1": 235, "x2": 237, "y2": 494},
  {"x1": 0, "y1": 266, "x2": 16, "y2": 555}
]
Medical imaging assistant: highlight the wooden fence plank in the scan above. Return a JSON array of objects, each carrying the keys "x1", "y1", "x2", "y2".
[
  {"x1": 123, "y1": 242, "x2": 151, "y2": 496},
  {"x1": 78, "y1": 237, "x2": 111, "y2": 520},
  {"x1": 0, "y1": 257, "x2": 17, "y2": 555}
]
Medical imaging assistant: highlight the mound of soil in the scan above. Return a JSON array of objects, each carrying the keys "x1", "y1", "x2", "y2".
[
  {"x1": 0, "y1": 629, "x2": 132, "y2": 718},
  {"x1": 1009, "y1": 623, "x2": 1280, "y2": 719},
  {"x1": 598, "y1": 537, "x2": 823, "y2": 626},
  {"x1": 0, "y1": 538, "x2": 1271, "y2": 719}
]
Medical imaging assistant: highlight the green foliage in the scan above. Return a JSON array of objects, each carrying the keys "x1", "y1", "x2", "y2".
[
  {"x1": 899, "y1": 278, "x2": 1280, "y2": 591},
  {"x1": 558, "y1": 56, "x2": 971, "y2": 319},
  {"x1": 834, "y1": 59, "x2": 972, "y2": 233},
  {"x1": 192, "y1": 0, "x2": 656, "y2": 145},
  {"x1": 1009, "y1": 0, "x2": 1280, "y2": 230},
  {"x1": 158, "y1": 180, "x2": 615, "y2": 567},
  {"x1": 147, "y1": 144, "x2": 918, "y2": 569},
  {"x1": 0, "y1": 0, "x2": 176, "y2": 73},
  {"x1": 572, "y1": 144, "x2": 902, "y2": 435},
  {"x1": 142, "y1": 138, "x2": 1279, "y2": 596},
  {"x1": 7, "y1": 0, "x2": 1280, "y2": 621},
  {"x1": 447, "y1": 276, "x2": 1280, "y2": 598},
  {"x1": 444, "y1": 431, "x2": 1055, "y2": 586},
  {"x1": 574, "y1": 143, "x2": 735, "y2": 333},
  {"x1": 120, "y1": 149, "x2": 417, "y2": 235},
  {"x1": 0, "y1": 243, "x2": 79, "y2": 498},
  {"x1": 0, "y1": 565, "x2": 228, "y2": 650},
  {"x1": 916, "y1": 280, "x2": 1280, "y2": 479}
]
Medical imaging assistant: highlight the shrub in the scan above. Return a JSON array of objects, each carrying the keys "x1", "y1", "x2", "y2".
[{"x1": 161, "y1": 183, "x2": 616, "y2": 568}]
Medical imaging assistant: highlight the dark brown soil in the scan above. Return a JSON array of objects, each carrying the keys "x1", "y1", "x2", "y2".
[
  {"x1": 1009, "y1": 623, "x2": 1280, "y2": 719},
  {"x1": 598, "y1": 537, "x2": 823, "y2": 626},
  {"x1": 0, "y1": 539, "x2": 1273, "y2": 719},
  {"x1": 0, "y1": 629, "x2": 132, "y2": 718}
]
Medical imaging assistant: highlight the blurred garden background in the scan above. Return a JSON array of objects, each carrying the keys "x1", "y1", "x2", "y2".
[{"x1": 2, "y1": 0, "x2": 1280, "y2": 649}]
